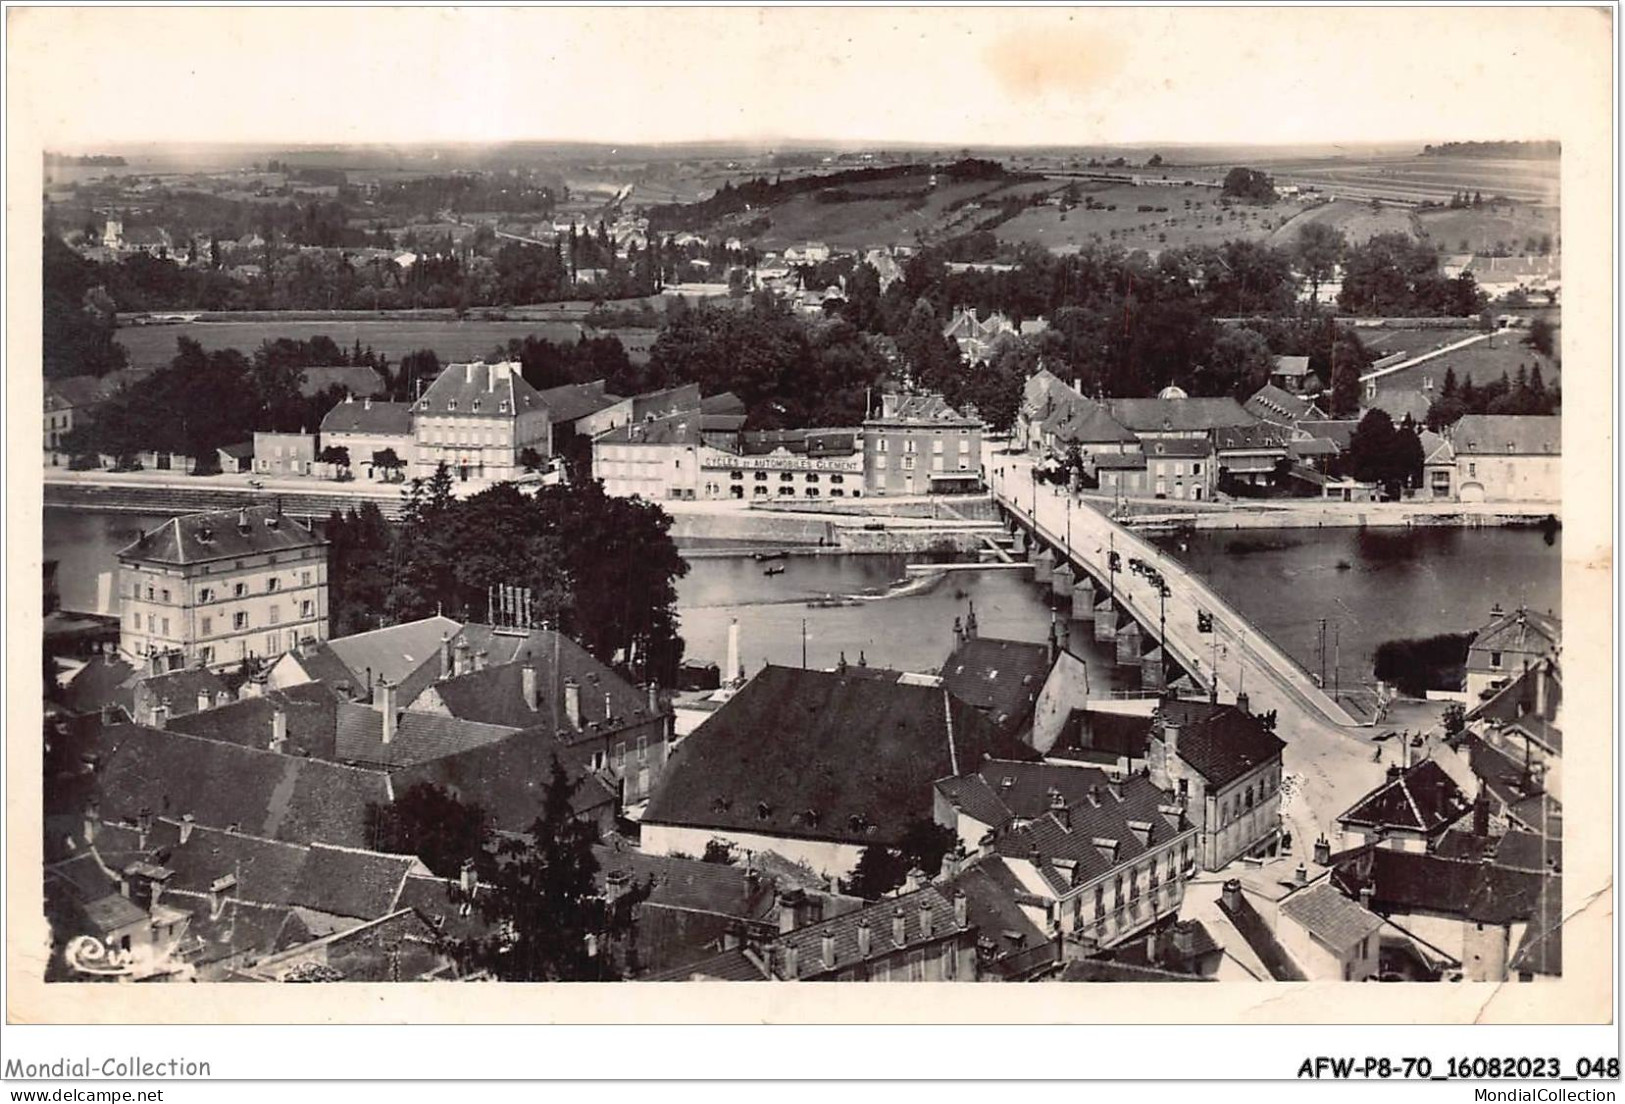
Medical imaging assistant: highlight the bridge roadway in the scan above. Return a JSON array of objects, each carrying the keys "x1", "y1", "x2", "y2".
[{"x1": 989, "y1": 455, "x2": 1386, "y2": 854}]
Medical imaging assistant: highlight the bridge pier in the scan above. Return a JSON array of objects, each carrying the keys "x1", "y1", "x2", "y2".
[
  {"x1": 1094, "y1": 596, "x2": 1118, "y2": 641},
  {"x1": 1031, "y1": 547, "x2": 1055, "y2": 585},
  {"x1": 1115, "y1": 619, "x2": 1143, "y2": 666},
  {"x1": 1141, "y1": 645, "x2": 1166, "y2": 694},
  {"x1": 1011, "y1": 528, "x2": 1028, "y2": 556},
  {"x1": 1051, "y1": 562, "x2": 1075, "y2": 603},
  {"x1": 1071, "y1": 578, "x2": 1096, "y2": 622}
]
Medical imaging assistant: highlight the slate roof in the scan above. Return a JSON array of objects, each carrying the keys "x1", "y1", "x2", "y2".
[
  {"x1": 590, "y1": 844, "x2": 771, "y2": 920},
  {"x1": 1278, "y1": 881, "x2": 1385, "y2": 954},
  {"x1": 168, "y1": 682, "x2": 344, "y2": 759},
  {"x1": 536, "y1": 381, "x2": 621, "y2": 425},
  {"x1": 938, "y1": 637, "x2": 1052, "y2": 737},
  {"x1": 1467, "y1": 607, "x2": 1560, "y2": 673},
  {"x1": 415, "y1": 361, "x2": 548, "y2": 420},
  {"x1": 1337, "y1": 759, "x2": 1474, "y2": 836},
  {"x1": 644, "y1": 666, "x2": 1033, "y2": 848},
  {"x1": 1312, "y1": 420, "x2": 1360, "y2": 451},
  {"x1": 1092, "y1": 453, "x2": 1148, "y2": 471},
  {"x1": 319, "y1": 398, "x2": 412, "y2": 436},
  {"x1": 1468, "y1": 737, "x2": 1563, "y2": 839},
  {"x1": 768, "y1": 886, "x2": 963, "y2": 979},
  {"x1": 1451, "y1": 414, "x2": 1561, "y2": 457},
  {"x1": 132, "y1": 667, "x2": 231, "y2": 716},
  {"x1": 944, "y1": 859, "x2": 1054, "y2": 976},
  {"x1": 646, "y1": 946, "x2": 768, "y2": 981},
  {"x1": 1366, "y1": 389, "x2": 1432, "y2": 427},
  {"x1": 868, "y1": 393, "x2": 978, "y2": 426},
  {"x1": 1155, "y1": 699, "x2": 1285, "y2": 789},
  {"x1": 1468, "y1": 662, "x2": 1562, "y2": 756},
  {"x1": 1272, "y1": 355, "x2": 1311, "y2": 377},
  {"x1": 300, "y1": 365, "x2": 386, "y2": 400},
  {"x1": 332, "y1": 702, "x2": 517, "y2": 769},
  {"x1": 324, "y1": 616, "x2": 464, "y2": 699},
  {"x1": 1435, "y1": 828, "x2": 1559, "y2": 874},
  {"x1": 700, "y1": 391, "x2": 747, "y2": 416},
  {"x1": 425, "y1": 634, "x2": 654, "y2": 739},
  {"x1": 1331, "y1": 846, "x2": 1557, "y2": 925},
  {"x1": 736, "y1": 428, "x2": 860, "y2": 458},
  {"x1": 1245, "y1": 384, "x2": 1322, "y2": 427},
  {"x1": 595, "y1": 411, "x2": 703, "y2": 447},
  {"x1": 62, "y1": 656, "x2": 138, "y2": 717},
  {"x1": 1143, "y1": 437, "x2": 1213, "y2": 459},
  {"x1": 45, "y1": 374, "x2": 115, "y2": 409},
  {"x1": 1043, "y1": 396, "x2": 1140, "y2": 445},
  {"x1": 1061, "y1": 958, "x2": 1213, "y2": 982},
  {"x1": 1214, "y1": 422, "x2": 1293, "y2": 452},
  {"x1": 395, "y1": 873, "x2": 492, "y2": 944},
  {"x1": 629, "y1": 382, "x2": 702, "y2": 422},
  {"x1": 289, "y1": 843, "x2": 417, "y2": 920},
  {"x1": 1108, "y1": 396, "x2": 1257, "y2": 434},
  {"x1": 983, "y1": 775, "x2": 1188, "y2": 897},
  {"x1": 1056, "y1": 709, "x2": 1155, "y2": 761},
  {"x1": 389, "y1": 730, "x2": 618, "y2": 831},
  {"x1": 89, "y1": 723, "x2": 390, "y2": 848},
  {"x1": 117, "y1": 505, "x2": 324, "y2": 566}
]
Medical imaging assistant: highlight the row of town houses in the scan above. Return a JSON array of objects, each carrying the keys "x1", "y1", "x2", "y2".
[
  {"x1": 1016, "y1": 362, "x2": 1559, "y2": 504},
  {"x1": 47, "y1": 499, "x2": 1561, "y2": 982}
]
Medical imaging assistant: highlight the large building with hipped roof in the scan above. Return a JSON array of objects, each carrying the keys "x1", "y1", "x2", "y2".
[{"x1": 117, "y1": 504, "x2": 327, "y2": 671}]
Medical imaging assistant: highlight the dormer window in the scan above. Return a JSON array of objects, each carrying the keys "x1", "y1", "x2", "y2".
[
  {"x1": 471, "y1": 399, "x2": 481, "y2": 412},
  {"x1": 447, "y1": 400, "x2": 457, "y2": 412},
  {"x1": 499, "y1": 401, "x2": 510, "y2": 413}
]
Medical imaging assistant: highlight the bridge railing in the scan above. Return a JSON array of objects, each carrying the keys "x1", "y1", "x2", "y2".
[{"x1": 993, "y1": 481, "x2": 1355, "y2": 725}]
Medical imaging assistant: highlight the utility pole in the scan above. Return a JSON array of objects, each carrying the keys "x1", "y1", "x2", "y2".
[
  {"x1": 1333, "y1": 621, "x2": 1341, "y2": 704},
  {"x1": 1318, "y1": 617, "x2": 1328, "y2": 688},
  {"x1": 801, "y1": 619, "x2": 807, "y2": 670}
]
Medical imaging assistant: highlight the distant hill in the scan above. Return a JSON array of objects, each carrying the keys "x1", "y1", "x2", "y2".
[{"x1": 1422, "y1": 141, "x2": 1560, "y2": 160}]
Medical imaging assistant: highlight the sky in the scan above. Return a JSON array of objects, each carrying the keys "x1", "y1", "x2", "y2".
[{"x1": 9, "y1": 6, "x2": 1612, "y2": 149}]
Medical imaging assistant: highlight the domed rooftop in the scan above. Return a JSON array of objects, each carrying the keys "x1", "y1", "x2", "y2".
[{"x1": 1157, "y1": 384, "x2": 1188, "y2": 400}]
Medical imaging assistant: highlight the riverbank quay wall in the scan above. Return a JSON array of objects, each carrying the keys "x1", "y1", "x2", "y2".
[{"x1": 44, "y1": 477, "x2": 408, "y2": 521}]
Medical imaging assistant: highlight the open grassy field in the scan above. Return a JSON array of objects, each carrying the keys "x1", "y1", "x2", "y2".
[
  {"x1": 1415, "y1": 205, "x2": 1559, "y2": 255},
  {"x1": 996, "y1": 183, "x2": 1310, "y2": 254},
  {"x1": 731, "y1": 176, "x2": 1064, "y2": 251},
  {"x1": 113, "y1": 318, "x2": 584, "y2": 371},
  {"x1": 1361, "y1": 328, "x2": 1560, "y2": 394},
  {"x1": 1268, "y1": 199, "x2": 1417, "y2": 247},
  {"x1": 1244, "y1": 155, "x2": 1560, "y2": 206}
]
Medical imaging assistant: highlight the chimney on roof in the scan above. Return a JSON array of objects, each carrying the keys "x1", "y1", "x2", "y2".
[
  {"x1": 856, "y1": 919, "x2": 871, "y2": 958},
  {"x1": 465, "y1": 363, "x2": 475, "y2": 384},
  {"x1": 238, "y1": 507, "x2": 250, "y2": 534},
  {"x1": 918, "y1": 897, "x2": 934, "y2": 939},
  {"x1": 439, "y1": 633, "x2": 451, "y2": 678},
  {"x1": 150, "y1": 699, "x2": 170, "y2": 730},
  {"x1": 564, "y1": 679, "x2": 582, "y2": 729},
  {"x1": 363, "y1": 397, "x2": 372, "y2": 411},
  {"x1": 725, "y1": 618, "x2": 741, "y2": 687},
  {"x1": 1313, "y1": 835, "x2": 1331, "y2": 866},
  {"x1": 1294, "y1": 863, "x2": 1308, "y2": 886},
  {"x1": 781, "y1": 943, "x2": 799, "y2": 980},
  {"x1": 82, "y1": 802, "x2": 99, "y2": 845},
  {"x1": 1220, "y1": 878, "x2": 1242, "y2": 913},
  {"x1": 777, "y1": 890, "x2": 803, "y2": 934},
  {"x1": 892, "y1": 906, "x2": 907, "y2": 947},
  {"x1": 1472, "y1": 790, "x2": 1490, "y2": 837},
  {"x1": 647, "y1": 682, "x2": 660, "y2": 715},
  {"x1": 377, "y1": 679, "x2": 398, "y2": 745},
  {"x1": 197, "y1": 688, "x2": 213, "y2": 713},
  {"x1": 453, "y1": 637, "x2": 471, "y2": 678},
  {"x1": 459, "y1": 858, "x2": 478, "y2": 896},
  {"x1": 1358, "y1": 885, "x2": 1374, "y2": 911},
  {"x1": 474, "y1": 650, "x2": 487, "y2": 673},
  {"x1": 821, "y1": 930, "x2": 836, "y2": 969},
  {"x1": 1234, "y1": 690, "x2": 1250, "y2": 715},
  {"x1": 270, "y1": 707, "x2": 288, "y2": 753},
  {"x1": 209, "y1": 873, "x2": 237, "y2": 920},
  {"x1": 522, "y1": 665, "x2": 539, "y2": 711},
  {"x1": 953, "y1": 890, "x2": 968, "y2": 930},
  {"x1": 604, "y1": 690, "x2": 614, "y2": 725},
  {"x1": 1106, "y1": 781, "x2": 1122, "y2": 803},
  {"x1": 179, "y1": 813, "x2": 195, "y2": 845},
  {"x1": 242, "y1": 674, "x2": 266, "y2": 699},
  {"x1": 136, "y1": 806, "x2": 153, "y2": 848},
  {"x1": 1386, "y1": 763, "x2": 1404, "y2": 783}
]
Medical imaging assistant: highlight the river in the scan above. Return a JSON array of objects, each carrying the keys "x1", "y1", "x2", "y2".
[{"x1": 44, "y1": 507, "x2": 1561, "y2": 688}]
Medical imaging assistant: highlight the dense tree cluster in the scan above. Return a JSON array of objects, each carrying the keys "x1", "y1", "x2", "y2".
[
  {"x1": 1343, "y1": 409, "x2": 1423, "y2": 495},
  {"x1": 1420, "y1": 141, "x2": 1560, "y2": 160},
  {"x1": 841, "y1": 818, "x2": 958, "y2": 900},
  {"x1": 644, "y1": 293, "x2": 890, "y2": 428},
  {"x1": 1222, "y1": 167, "x2": 1277, "y2": 204},
  {"x1": 1337, "y1": 233, "x2": 1487, "y2": 316},
  {"x1": 357, "y1": 468, "x2": 689, "y2": 685},
  {"x1": 43, "y1": 236, "x2": 128, "y2": 378},
  {"x1": 1423, "y1": 363, "x2": 1559, "y2": 429}
]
